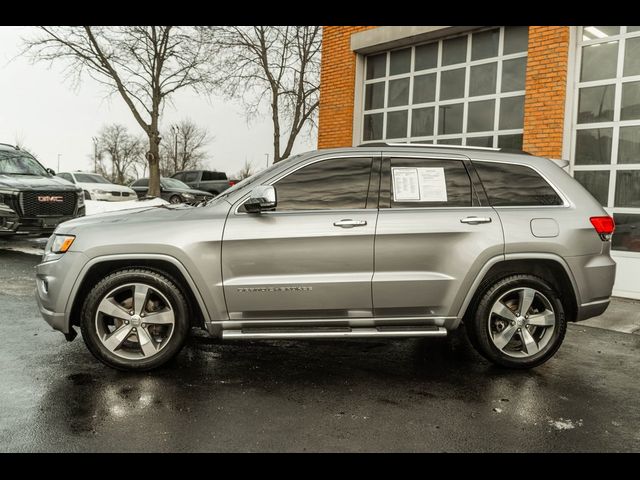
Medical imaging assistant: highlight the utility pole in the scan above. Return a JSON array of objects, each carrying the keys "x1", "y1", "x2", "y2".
[
  {"x1": 265, "y1": 153, "x2": 269, "y2": 169},
  {"x1": 57, "y1": 154, "x2": 61, "y2": 172},
  {"x1": 171, "y1": 125, "x2": 179, "y2": 173},
  {"x1": 92, "y1": 137, "x2": 98, "y2": 173}
]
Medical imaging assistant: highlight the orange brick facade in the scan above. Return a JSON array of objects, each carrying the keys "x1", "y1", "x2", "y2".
[
  {"x1": 317, "y1": 26, "x2": 376, "y2": 149},
  {"x1": 318, "y1": 26, "x2": 572, "y2": 157},
  {"x1": 522, "y1": 26, "x2": 570, "y2": 158}
]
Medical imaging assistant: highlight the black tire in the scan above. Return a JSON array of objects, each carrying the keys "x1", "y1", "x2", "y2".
[
  {"x1": 80, "y1": 268, "x2": 190, "y2": 371},
  {"x1": 169, "y1": 195, "x2": 182, "y2": 204},
  {"x1": 468, "y1": 274, "x2": 566, "y2": 369}
]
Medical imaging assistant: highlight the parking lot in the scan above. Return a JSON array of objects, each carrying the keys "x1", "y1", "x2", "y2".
[{"x1": 1, "y1": 246, "x2": 639, "y2": 452}]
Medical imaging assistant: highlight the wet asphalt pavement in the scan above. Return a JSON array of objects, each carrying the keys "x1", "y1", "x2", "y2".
[{"x1": 1, "y1": 249, "x2": 639, "y2": 452}]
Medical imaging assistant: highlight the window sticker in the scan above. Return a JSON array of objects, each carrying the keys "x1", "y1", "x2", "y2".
[
  {"x1": 392, "y1": 167, "x2": 420, "y2": 200},
  {"x1": 392, "y1": 167, "x2": 448, "y2": 202}
]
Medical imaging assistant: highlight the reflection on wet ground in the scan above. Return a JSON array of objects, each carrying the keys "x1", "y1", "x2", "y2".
[{"x1": 1, "y1": 251, "x2": 639, "y2": 452}]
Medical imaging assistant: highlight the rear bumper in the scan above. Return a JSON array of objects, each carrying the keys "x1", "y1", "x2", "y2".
[
  {"x1": 577, "y1": 299, "x2": 610, "y2": 321},
  {"x1": 565, "y1": 253, "x2": 616, "y2": 321}
]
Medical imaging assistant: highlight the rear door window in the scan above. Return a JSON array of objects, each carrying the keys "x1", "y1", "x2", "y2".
[
  {"x1": 473, "y1": 161, "x2": 564, "y2": 206},
  {"x1": 385, "y1": 157, "x2": 473, "y2": 208}
]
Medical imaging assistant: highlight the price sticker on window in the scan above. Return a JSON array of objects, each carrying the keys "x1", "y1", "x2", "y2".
[{"x1": 392, "y1": 167, "x2": 448, "y2": 202}]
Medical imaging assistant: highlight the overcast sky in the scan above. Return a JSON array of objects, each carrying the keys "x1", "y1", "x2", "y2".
[{"x1": 0, "y1": 26, "x2": 316, "y2": 178}]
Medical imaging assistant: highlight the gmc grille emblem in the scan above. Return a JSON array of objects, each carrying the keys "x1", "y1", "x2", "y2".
[{"x1": 37, "y1": 195, "x2": 64, "y2": 203}]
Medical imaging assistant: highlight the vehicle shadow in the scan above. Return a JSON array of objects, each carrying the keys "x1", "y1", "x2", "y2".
[{"x1": 24, "y1": 324, "x2": 556, "y2": 451}]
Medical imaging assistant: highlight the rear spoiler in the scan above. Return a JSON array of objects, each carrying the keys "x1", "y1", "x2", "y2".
[{"x1": 547, "y1": 158, "x2": 570, "y2": 170}]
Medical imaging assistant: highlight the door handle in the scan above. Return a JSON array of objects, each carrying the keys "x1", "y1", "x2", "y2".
[
  {"x1": 460, "y1": 216, "x2": 492, "y2": 224},
  {"x1": 333, "y1": 219, "x2": 367, "y2": 228}
]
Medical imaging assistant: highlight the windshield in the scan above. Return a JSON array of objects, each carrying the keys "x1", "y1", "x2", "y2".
[
  {"x1": 0, "y1": 151, "x2": 49, "y2": 176},
  {"x1": 74, "y1": 173, "x2": 111, "y2": 184},
  {"x1": 161, "y1": 178, "x2": 190, "y2": 189}
]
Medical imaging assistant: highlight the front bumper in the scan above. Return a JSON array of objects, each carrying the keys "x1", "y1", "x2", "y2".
[
  {"x1": 0, "y1": 205, "x2": 20, "y2": 235},
  {"x1": 14, "y1": 209, "x2": 85, "y2": 234},
  {"x1": 35, "y1": 251, "x2": 88, "y2": 337},
  {"x1": 90, "y1": 192, "x2": 135, "y2": 202}
]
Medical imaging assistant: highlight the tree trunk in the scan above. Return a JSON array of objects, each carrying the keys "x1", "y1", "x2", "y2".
[
  {"x1": 271, "y1": 89, "x2": 282, "y2": 163},
  {"x1": 147, "y1": 132, "x2": 161, "y2": 197}
]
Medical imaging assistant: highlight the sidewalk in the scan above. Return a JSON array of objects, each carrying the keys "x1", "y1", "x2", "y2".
[{"x1": 578, "y1": 296, "x2": 640, "y2": 335}]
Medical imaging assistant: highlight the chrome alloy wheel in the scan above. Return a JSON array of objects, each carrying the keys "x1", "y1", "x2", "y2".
[
  {"x1": 487, "y1": 287, "x2": 556, "y2": 358},
  {"x1": 95, "y1": 283, "x2": 176, "y2": 360}
]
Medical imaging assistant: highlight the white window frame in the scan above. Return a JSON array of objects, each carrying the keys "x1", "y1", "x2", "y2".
[
  {"x1": 360, "y1": 26, "x2": 528, "y2": 147},
  {"x1": 569, "y1": 27, "x2": 640, "y2": 238}
]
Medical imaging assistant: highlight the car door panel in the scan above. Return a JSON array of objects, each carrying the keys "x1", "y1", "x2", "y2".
[
  {"x1": 222, "y1": 209, "x2": 378, "y2": 319},
  {"x1": 221, "y1": 156, "x2": 380, "y2": 321},
  {"x1": 373, "y1": 156, "x2": 504, "y2": 318}
]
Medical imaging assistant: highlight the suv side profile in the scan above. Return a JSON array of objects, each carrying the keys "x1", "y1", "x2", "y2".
[{"x1": 35, "y1": 145, "x2": 616, "y2": 371}]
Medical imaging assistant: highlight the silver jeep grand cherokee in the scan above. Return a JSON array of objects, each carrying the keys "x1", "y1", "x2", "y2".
[{"x1": 35, "y1": 145, "x2": 616, "y2": 371}]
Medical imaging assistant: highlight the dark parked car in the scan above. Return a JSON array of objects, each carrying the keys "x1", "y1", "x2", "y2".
[
  {"x1": 130, "y1": 177, "x2": 213, "y2": 204},
  {"x1": 172, "y1": 170, "x2": 237, "y2": 196},
  {"x1": 0, "y1": 143, "x2": 84, "y2": 235}
]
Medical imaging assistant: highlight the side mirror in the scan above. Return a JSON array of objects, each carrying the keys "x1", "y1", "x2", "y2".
[
  {"x1": 244, "y1": 185, "x2": 277, "y2": 213},
  {"x1": 46, "y1": 168, "x2": 56, "y2": 176}
]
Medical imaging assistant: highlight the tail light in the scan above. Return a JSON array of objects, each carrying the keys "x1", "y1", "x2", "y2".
[
  {"x1": 228, "y1": 180, "x2": 236, "y2": 187},
  {"x1": 590, "y1": 216, "x2": 615, "y2": 241}
]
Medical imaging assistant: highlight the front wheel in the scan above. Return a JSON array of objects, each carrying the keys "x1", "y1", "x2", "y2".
[
  {"x1": 80, "y1": 268, "x2": 190, "y2": 371},
  {"x1": 468, "y1": 274, "x2": 566, "y2": 369},
  {"x1": 169, "y1": 195, "x2": 182, "y2": 204}
]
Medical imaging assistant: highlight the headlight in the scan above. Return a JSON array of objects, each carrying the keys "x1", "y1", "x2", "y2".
[
  {"x1": 182, "y1": 193, "x2": 194, "y2": 199},
  {"x1": 91, "y1": 189, "x2": 108, "y2": 195},
  {"x1": 46, "y1": 234, "x2": 76, "y2": 254},
  {"x1": 77, "y1": 191, "x2": 84, "y2": 206}
]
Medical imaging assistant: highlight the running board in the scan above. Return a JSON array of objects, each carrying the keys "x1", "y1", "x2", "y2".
[{"x1": 222, "y1": 326, "x2": 448, "y2": 340}]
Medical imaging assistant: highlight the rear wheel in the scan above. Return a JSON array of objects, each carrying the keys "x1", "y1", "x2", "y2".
[
  {"x1": 468, "y1": 274, "x2": 566, "y2": 369},
  {"x1": 80, "y1": 269, "x2": 190, "y2": 371}
]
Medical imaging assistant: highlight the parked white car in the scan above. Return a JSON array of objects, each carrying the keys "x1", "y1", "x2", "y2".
[{"x1": 57, "y1": 172, "x2": 137, "y2": 202}]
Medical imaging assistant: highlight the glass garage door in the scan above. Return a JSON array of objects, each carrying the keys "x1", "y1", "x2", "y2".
[
  {"x1": 361, "y1": 26, "x2": 529, "y2": 149},
  {"x1": 571, "y1": 26, "x2": 640, "y2": 298}
]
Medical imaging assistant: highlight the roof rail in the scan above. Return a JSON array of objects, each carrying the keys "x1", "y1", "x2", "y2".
[{"x1": 358, "y1": 142, "x2": 531, "y2": 155}]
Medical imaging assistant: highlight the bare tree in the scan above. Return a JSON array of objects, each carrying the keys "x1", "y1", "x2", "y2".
[
  {"x1": 207, "y1": 26, "x2": 321, "y2": 163},
  {"x1": 96, "y1": 124, "x2": 144, "y2": 184},
  {"x1": 236, "y1": 158, "x2": 255, "y2": 180},
  {"x1": 14, "y1": 133, "x2": 38, "y2": 158},
  {"x1": 160, "y1": 119, "x2": 211, "y2": 176},
  {"x1": 23, "y1": 26, "x2": 217, "y2": 196}
]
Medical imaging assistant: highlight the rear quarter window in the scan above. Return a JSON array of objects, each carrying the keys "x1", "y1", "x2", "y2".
[{"x1": 473, "y1": 161, "x2": 564, "y2": 206}]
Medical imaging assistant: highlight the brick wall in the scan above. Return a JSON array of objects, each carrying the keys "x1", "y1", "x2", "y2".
[
  {"x1": 522, "y1": 26, "x2": 571, "y2": 158},
  {"x1": 317, "y1": 26, "x2": 376, "y2": 149}
]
